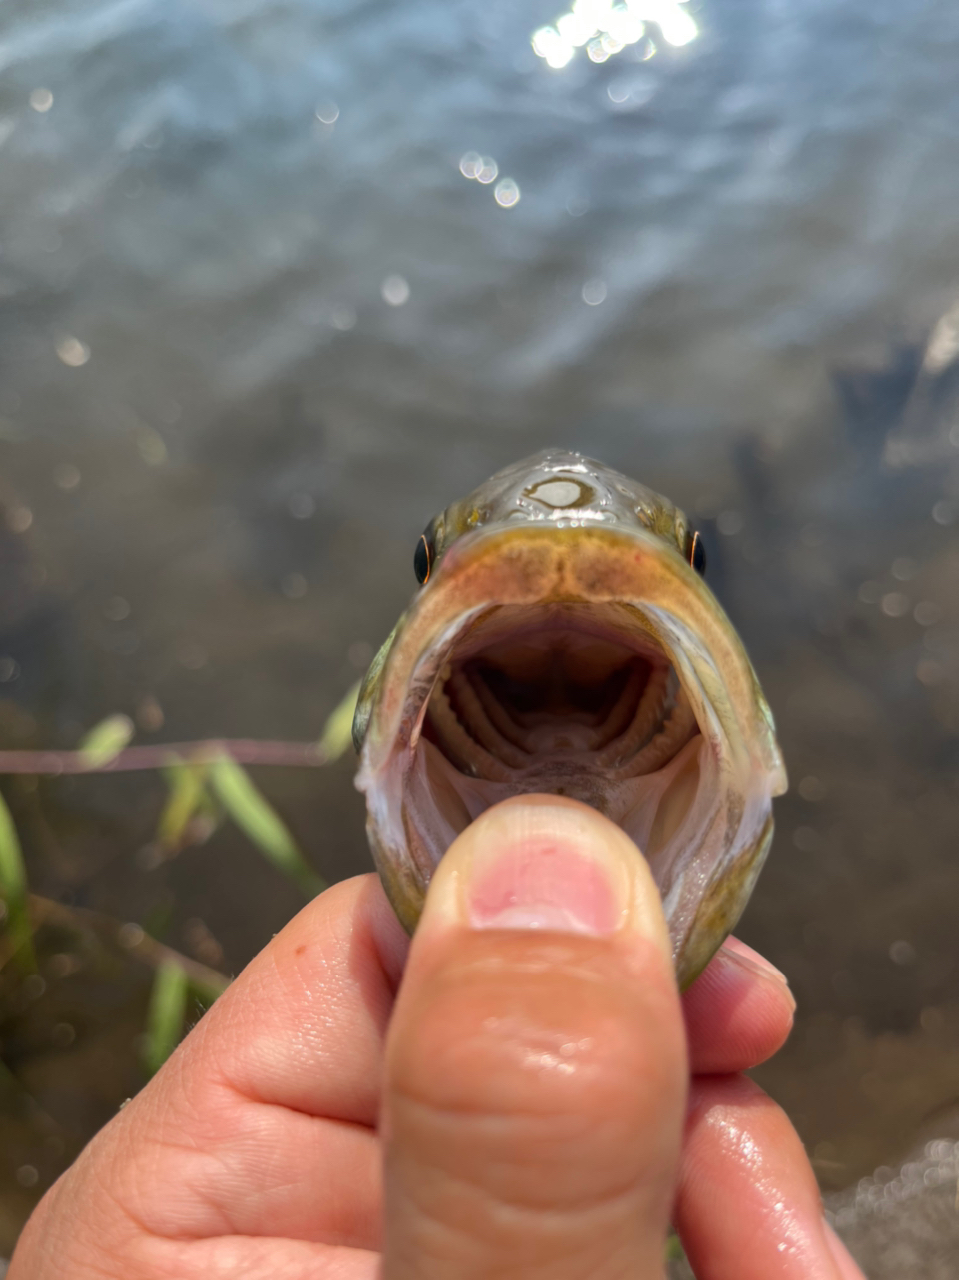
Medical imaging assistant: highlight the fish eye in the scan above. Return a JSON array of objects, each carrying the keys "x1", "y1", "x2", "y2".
[
  {"x1": 686, "y1": 529, "x2": 707, "y2": 576},
  {"x1": 413, "y1": 529, "x2": 433, "y2": 585}
]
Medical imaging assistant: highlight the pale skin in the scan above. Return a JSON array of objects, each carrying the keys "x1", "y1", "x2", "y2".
[{"x1": 11, "y1": 798, "x2": 865, "y2": 1280}]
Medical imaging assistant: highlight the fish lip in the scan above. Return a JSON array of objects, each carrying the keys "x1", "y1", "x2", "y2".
[{"x1": 357, "y1": 521, "x2": 786, "y2": 796}]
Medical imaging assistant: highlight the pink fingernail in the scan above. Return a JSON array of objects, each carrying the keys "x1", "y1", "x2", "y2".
[
  {"x1": 468, "y1": 837, "x2": 623, "y2": 935},
  {"x1": 722, "y1": 937, "x2": 791, "y2": 986}
]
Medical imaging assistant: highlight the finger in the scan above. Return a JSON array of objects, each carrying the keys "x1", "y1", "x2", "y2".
[
  {"x1": 382, "y1": 795, "x2": 687, "y2": 1280},
  {"x1": 126, "y1": 873, "x2": 407, "y2": 1241},
  {"x1": 211, "y1": 872, "x2": 409, "y2": 1124},
  {"x1": 683, "y1": 937, "x2": 795, "y2": 1075},
  {"x1": 11, "y1": 874, "x2": 409, "y2": 1272},
  {"x1": 825, "y1": 1223, "x2": 870, "y2": 1279},
  {"x1": 674, "y1": 1075, "x2": 866, "y2": 1280}
]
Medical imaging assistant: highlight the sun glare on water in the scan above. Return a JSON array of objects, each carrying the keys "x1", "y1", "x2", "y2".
[{"x1": 532, "y1": 0, "x2": 698, "y2": 69}]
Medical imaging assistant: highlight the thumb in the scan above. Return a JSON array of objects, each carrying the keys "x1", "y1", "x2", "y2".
[{"x1": 381, "y1": 795, "x2": 687, "y2": 1280}]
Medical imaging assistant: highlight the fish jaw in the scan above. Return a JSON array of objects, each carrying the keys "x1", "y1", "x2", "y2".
[{"x1": 355, "y1": 521, "x2": 786, "y2": 984}]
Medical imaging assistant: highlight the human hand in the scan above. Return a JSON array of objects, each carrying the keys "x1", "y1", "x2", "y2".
[{"x1": 10, "y1": 797, "x2": 864, "y2": 1279}]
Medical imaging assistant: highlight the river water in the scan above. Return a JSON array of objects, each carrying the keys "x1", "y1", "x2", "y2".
[{"x1": 2, "y1": 0, "x2": 959, "y2": 1261}]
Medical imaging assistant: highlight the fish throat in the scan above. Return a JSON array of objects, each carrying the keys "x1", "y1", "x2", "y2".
[{"x1": 420, "y1": 602, "x2": 700, "y2": 832}]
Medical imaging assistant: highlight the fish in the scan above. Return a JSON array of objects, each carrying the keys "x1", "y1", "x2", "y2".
[{"x1": 353, "y1": 449, "x2": 787, "y2": 988}]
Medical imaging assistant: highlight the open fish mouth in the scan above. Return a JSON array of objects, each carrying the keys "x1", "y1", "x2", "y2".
[
  {"x1": 426, "y1": 602, "x2": 696, "y2": 791},
  {"x1": 355, "y1": 514, "x2": 786, "y2": 988}
]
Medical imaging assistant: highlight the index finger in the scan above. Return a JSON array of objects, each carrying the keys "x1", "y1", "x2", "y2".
[{"x1": 205, "y1": 873, "x2": 410, "y2": 1124}]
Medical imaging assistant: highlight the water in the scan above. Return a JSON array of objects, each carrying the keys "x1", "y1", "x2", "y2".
[{"x1": 2, "y1": 0, "x2": 959, "y2": 1259}]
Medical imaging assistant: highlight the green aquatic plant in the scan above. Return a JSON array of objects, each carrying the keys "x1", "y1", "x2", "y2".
[
  {"x1": 0, "y1": 790, "x2": 34, "y2": 973},
  {"x1": 0, "y1": 681, "x2": 359, "y2": 1070},
  {"x1": 143, "y1": 958, "x2": 190, "y2": 1078}
]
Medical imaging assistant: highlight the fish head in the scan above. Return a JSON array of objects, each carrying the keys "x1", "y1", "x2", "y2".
[{"x1": 354, "y1": 448, "x2": 787, "y2": 987}]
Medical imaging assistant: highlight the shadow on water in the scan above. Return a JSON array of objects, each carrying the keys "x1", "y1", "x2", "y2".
[{"x1": 2, "y1": 0, "x2": 959, "y2": 1268}]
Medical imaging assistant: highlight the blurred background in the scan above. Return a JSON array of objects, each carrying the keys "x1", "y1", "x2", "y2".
[{"x1": 1, "y1": 0, "x2": 959, "y2": 1270}]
